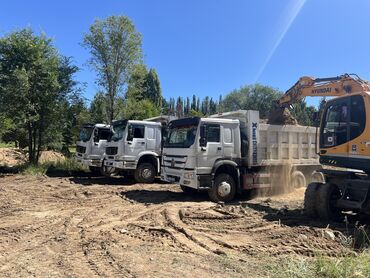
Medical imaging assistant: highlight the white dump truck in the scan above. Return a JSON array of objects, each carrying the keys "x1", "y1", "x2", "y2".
[
  {"x1": 75, "y1": 123, "x2": 112, "y2": 174},
  {"x1": 161, "y1": 110, "x2": 323, "y2": 202},
  {"x1": 104, "y1": 119, "x2": 163, "y2": 183}
]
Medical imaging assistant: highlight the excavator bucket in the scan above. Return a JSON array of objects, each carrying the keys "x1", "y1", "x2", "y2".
[{"x1": 267, "y1": 105, "x2": 298, "y2": 125}]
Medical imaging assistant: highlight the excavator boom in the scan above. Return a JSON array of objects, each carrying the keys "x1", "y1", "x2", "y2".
[{"x1": 278, "y1": 73, "x2": 370, "y2": 107}]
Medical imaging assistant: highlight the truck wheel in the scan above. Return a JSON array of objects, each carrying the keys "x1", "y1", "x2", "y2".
[
  {"x1": 180, "y1": 185, "x2": 197, "y2": 195},
  {"x1": 316, "y1": 183, "x2": 343, "y2": 221},
  {"x1": 89, "y1": 166, "x2": 102, "y2": 175},
  {"x1": 134, "y1": 163, "x2": 156, "y2": 183},
  {"x1": 291, "y1": 171, "x2": 306, "y2": 188},
  {"x1": 208, "y1": 173, "x2": 236, "y2": 202},
  {"x1": 100, "y1": 165, "x2": 116, "y2": 177},
  {"x1": 304, "y1": 182, "x2": 320, "y2": 218}
]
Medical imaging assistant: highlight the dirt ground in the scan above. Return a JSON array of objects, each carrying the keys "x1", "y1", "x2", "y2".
[
  {"x1": 0, "y1": 148, "x2": 65, "y2": 166},
  {"x1": 0, "y1": 174, "x2": 366, "y2": 277}
]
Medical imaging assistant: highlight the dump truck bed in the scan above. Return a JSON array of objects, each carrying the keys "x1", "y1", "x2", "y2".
[{"x1": 257, "y1": 123, "x2": 318, "y2": 166}]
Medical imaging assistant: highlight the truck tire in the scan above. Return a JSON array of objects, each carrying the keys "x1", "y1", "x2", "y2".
[
  {"x1": 208, "y1": 173, "x2": 236, "y2": 202},
  {"x1": 180, "y1": 185, "x2": 197, "y2": 195},
  {"x1": 89, "y1": 166, "x2": 102, "y2": 175},
  {"x1": 291, "y1": 170, "x2": 306, "y2": 188},
  {"x1": 100, "y1": 165, "x2": 116, "y2": 177},
  {"x1": 304, "y1": 182, "x2": 320, "y2": 218},
  {"x1": 134, "y1": 163, "x2": 156, "y2": 183},
  {"x1": 316, "y1": 183, "x2": 343, "y2": 221}
]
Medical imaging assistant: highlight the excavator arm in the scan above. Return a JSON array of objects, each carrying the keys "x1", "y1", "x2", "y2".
[{"x1": 278, "y1": 73, "x2": 370, "y2": 107}]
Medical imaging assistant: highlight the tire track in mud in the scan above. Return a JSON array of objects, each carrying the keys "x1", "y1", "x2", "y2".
[
  {"x1": 0, "y1": 175, "x2": 360, "y2": 277},
  {"x1": 82, "y1": 240, "x2": 136, "y2": 278},
  {"x1": 177, "y1": 205, "x2": 350, "y2": 257}
]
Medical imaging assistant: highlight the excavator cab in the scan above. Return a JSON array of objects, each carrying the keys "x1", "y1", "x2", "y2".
[{"x1": 319, "y1": 94, "x2": 367, "y2": 171}]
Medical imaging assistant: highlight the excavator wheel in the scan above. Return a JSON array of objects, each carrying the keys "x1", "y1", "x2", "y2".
[
  {"x1": 316, "y1": 183, "x2": 343, "y2": 221},
  {"x1": 304, "y1": 182, "x2": 320, "y2": 218}
]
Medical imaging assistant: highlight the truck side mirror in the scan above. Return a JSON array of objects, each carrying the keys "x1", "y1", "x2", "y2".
[
  {"x1": 199, "y1": 137, "x2": 207, "y2": 147},
  {"x1": 199, "y1": 125, "x2": 207, "y2": 147},
  {"x1": 93, "y1": 129, "x2": 99, "y2": 142},
  {"x1": 127, "y1": 125, "x2": 133, "y2": 141}
]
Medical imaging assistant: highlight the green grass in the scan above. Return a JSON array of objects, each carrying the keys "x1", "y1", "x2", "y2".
[
  {"x1": 0, "y1": 141, "x2": 15, "y2": 148},
  {"x1": 68, "y1": 146, "x2": 76, "y2": 155},
  {"x1": 19, "y1": 158, "x2": 87, "y2": 176},
  {"x1": 267, "y1": 250, "x2": 370, "y2": 278}
]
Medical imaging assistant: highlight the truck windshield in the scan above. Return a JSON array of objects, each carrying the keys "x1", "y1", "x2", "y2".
[
  {"x1": 111, "y1": 121, "x2": 127, "y2": 142},
  {"x1": 79, "y1": 127, "x2": 94, "y2": 142},
  {"x1": 164, "y1": 124, "x2": 198, "y2": 148}
]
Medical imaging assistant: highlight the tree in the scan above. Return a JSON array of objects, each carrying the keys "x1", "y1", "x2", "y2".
[
  {"x1": 146, "y1": 68, "x2": 162, "y2": 107},
  {"x1": 291, "y1": 100, "x2": 316, "y2": 126},
  {"x1": 0, "y1": 115, "x2": 27, "y2": 148},
  {"x1": 209, "y1": 98, "x2": 217, "y2": 115},
  {"x1": 196, "y1": 97, "x2": 200, "y2": 112},
  {"x1": 83, "y1": 15, "x2": 142, "y2": 123},
  {"x1": 203, "y1": 96, "x2": 210, "y2": 115},
  {"x1": 188, "y1": 109, "x2": 203, "y2": 117},
  {"x1": 56, "y1": 56, "x2": 85, "y2": 149},
  {"x1": 0, "y1": 29, "x2": 73, "y2": 163},
  {"x1": 124, "y1": 98, "x2": 159, "y2": 120},
  {"x1": 90, "y1": 92, "x2": 108, "y2": 123},
  {"x1": 161, "y1": 98, "x2": 169, "y2": 115},
  {"x1": 191, "y1": 95, "x2": 196, "y2": 110},
  {"x1": 126, "y1": 63, "x2": 148, "y2": 101},
  {"x1": 185, "y1": 97, "x2": 190, "y2": 116},
  {"x1": 218, "y1": 94, "x2": 223, "y2": 112},
  {"x1": 176, "y1": 97, "x2": 184, "y2": 117},
  {"x1": 222, "y1": 84, "x2": 282, "y2": 118}
]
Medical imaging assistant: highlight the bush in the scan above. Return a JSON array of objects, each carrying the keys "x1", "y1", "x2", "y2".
[
  {"x1": 267, "y1": 251, "x2": 370, "y2": 278},
  {"x1": 19, "y1": 158, "x2": 87, "y2": 176}
]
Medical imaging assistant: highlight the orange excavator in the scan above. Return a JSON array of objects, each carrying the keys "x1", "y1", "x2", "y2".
[{"x1": 277, "y1": 73, "x2": 370, "y2": 220}]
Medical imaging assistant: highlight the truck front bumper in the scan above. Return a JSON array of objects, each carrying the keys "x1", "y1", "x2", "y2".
[
  {"x1": 75, "y1": 155, "x2": 102, "y2": 167},
  {"x1": 161, "y1": 168, "x2": 200, "y2": 189},
  {"x1": 104, "y1": 159, "x2": 136, "y2": 170}
]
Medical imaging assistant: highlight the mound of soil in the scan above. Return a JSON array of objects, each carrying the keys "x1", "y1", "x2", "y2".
[
  {"x1": 0, "y1": 148, "x2": 27, "y2": 166},
  {"x1": 268, "y1": 107, "x2": 298, "y2": 125},
  {"x1": 39, "y1": 151, "x2": 65, "y2": 163},
  {"x1": 0, "y1": 148, "x2": 65, "y2": 166}
]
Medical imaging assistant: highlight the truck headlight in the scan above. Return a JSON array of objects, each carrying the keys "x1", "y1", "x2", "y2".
[{"x1": 184, "y1": 172, "x2": 194, "y2": 179}]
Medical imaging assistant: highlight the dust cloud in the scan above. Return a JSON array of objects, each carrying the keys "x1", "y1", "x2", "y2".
[{"x1": 254, "y1": 164, "x2": 296, "y2": 198}]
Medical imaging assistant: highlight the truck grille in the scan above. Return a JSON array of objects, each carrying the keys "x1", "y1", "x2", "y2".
[
  {"x1": 106, "y1": 147, "x2": 118, "y2": 155},
  {"x1": 163, "y1": 154, "x2": 187, "y2": 169},
  {"x1": 76, "y1": 145, "x2": 86, "y2": 154}
]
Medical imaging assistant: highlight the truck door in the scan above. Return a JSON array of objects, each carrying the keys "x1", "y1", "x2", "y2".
[
  {"x1": 146, "y1": 125, "x2": 156, "y2": 151},
  {"x1": 222, "y1": 124, "x2": 236, "y2": 159},
  {"x1": 125, "y1": 124, "x2": 146, "y2": 160},
  {"x1": 197, "y1": 123, "x2": 223, "y2": 174},
  {"x1": 91, "y1": 127, "x2": 110, "y2": 156}
]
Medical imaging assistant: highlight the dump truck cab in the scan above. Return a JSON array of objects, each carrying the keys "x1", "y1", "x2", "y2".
[
  {"x1": 104, "y1": 120, "x2": 162, "y2": 183},
  {"x1": 75, "y1": 123, "x2": 111, "y2": 173},
  {"x1": 162, "y1": 110, "x2": 321, "y2": 202}
]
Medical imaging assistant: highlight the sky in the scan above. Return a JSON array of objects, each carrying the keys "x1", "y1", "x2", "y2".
[{"x1": 1, "y1": 0, "x2": 370, "y2": 107}]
